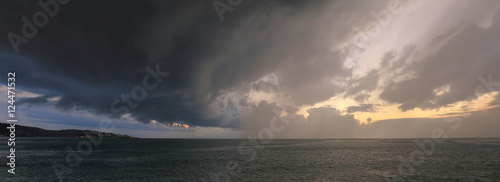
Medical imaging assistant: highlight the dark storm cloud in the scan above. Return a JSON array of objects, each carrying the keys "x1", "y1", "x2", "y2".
[
  {"x1": 6, "y1": 0, "x2": 496, "y2": 133},
  {"x1": 0, "y1": 0, "x2": 226, "y2": 127},
  {"x1": 379, "y1": 9, "x2": 500, "y2": 111},
  {"x1": 1, "y1": 0, "x2": 385, "y2": 128},
  {"x1": 346, "y1": 104, "x2": 376, "y2": 113}
]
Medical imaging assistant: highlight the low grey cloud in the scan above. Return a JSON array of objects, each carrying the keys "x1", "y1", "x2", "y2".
[
  {"x1": 358, "y1": 106, "x2": 500, "y2": 138},
  {"x1": 346, "y1": 104, "x2": 376, "y2": 113},
  {"x1": 345, "y1": 70, "x2": 380, "y2": 97},
  {"x1": 489, "y1": 93, "x2": 500, "y2": 106},
  {"x1": 245, "y1": 103, "x2": 500, "y2": 139},
  {"x1": 243, "y1": 102, "x2": 360, "y2": 139},
  {"x1": 17, "y1": 94, "x2": 57, "y2": 106},
  {"x1": 353, "y1": 94, "x2": 371, "y2": 103}
]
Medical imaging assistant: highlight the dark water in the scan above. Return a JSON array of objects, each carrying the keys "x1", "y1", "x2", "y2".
[{"x1": 0, "y1": 138, "x2": 499, "y2": 181}]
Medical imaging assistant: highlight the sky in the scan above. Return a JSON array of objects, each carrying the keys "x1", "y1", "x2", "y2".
[{"x1": 1, "y1": 0, "x2": 500, "y2": 138}]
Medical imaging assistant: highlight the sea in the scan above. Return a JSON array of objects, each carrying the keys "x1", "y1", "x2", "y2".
[{"x1": 0, "y1": 138, "x2": 499, "y2": 181}]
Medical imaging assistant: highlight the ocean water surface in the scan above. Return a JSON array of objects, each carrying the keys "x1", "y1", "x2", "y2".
[{"x1": 0, "y1": 138, "x2": 499, "y2": 181}]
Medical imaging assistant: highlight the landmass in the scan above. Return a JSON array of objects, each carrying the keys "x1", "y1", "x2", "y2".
[{"x1": 0, "y1": 123, "x2": 136, "y2": 138}]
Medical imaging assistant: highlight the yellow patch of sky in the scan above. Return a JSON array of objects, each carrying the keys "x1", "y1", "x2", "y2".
[
  {"x1": 296, "y1": 91, "x2": 499, "y2": 124},
  {"x1": 171, "y1": 122, "x2": 190, "y2": 128},
  {"x1": 151, "y1": 120, "x2": 190, "y2": 128}
]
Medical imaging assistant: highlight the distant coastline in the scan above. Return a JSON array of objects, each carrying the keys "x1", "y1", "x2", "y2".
[{"x1": 0, "y1": 123, "x2": 136, "y2": 138}]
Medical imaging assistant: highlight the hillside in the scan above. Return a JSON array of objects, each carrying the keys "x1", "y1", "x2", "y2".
[{"x1": 0, "y1": 123, "x2": 135, "y2": 138}]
